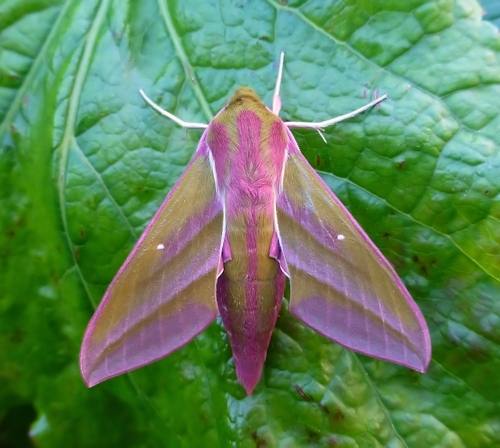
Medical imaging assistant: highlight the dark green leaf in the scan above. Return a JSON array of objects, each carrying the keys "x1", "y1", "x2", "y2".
[{"x1": 1, "y1": 0, "x2": 499, "y2": 446}]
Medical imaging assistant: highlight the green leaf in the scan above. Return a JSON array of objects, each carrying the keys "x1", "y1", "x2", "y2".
[
  {"x1": 1, "y1": 0, "x2": 499, "y2": 446},
  {"x1": 482, "y1": 0, "x2": 500, "y2": 28}
]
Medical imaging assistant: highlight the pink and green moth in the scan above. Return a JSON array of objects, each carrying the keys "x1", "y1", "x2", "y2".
[{"x1": 80, "y1": 53, "x2": 431, "y2": 395}]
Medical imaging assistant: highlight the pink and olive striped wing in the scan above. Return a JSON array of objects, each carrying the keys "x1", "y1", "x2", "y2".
[
  {"x1": 80, "y1": 136, "x2": 224, "y2": 386},
  {"x1": 276, "y1": 133, "x2": 431, "y2": 371}
]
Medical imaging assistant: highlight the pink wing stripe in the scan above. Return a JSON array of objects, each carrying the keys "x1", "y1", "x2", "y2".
[
  {"x1": 277, "y1": 196, "x2": 407, "y2": 335},
  {"x1": 276, "y1": 131, "x2": 431, "y2": 371},
  {"x1": 292, "y1": 297, "x2": 427, "y2": 370},
  {"x1": 92, "y1": 197, "x2": 223, "y2": 341},
  {"x1": 81, "y1": 133, "x2": 223, "y2": 386},
  {"x1": 84, "y1": 303, "x2": 217, "y2": 386}
]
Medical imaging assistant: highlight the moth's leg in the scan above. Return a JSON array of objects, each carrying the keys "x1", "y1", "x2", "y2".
[
  {"x1": 286, "y1": 93, "x2": 388, "y2": 130},
  {"x1": 139, "y1": 89, "x2": 208, "y2": 129},
  {"x1": 272, "y1": 52, "x2": 285, "y2": 115}
]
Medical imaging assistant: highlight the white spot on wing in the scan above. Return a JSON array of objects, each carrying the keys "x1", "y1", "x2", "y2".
[
  {"x1": 157, "y1": 243, "x2": 165, "y2": 250},
  {"x1": 337, "y1": 234, "x2": 345, "y2": 241}
]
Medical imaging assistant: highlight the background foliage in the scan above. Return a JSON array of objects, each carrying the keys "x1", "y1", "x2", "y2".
[{"x1": 1, "y1": 0, "x2": 499, "y2": 446}]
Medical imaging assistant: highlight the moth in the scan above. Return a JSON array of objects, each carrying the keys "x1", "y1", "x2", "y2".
[{"x1": 80, "y1": 54, "x2": 431, "y2": 394}]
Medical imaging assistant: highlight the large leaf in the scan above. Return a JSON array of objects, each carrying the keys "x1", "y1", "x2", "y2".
[{"x1": 1, "y1": 0, "x2": 499, "y2": 446}]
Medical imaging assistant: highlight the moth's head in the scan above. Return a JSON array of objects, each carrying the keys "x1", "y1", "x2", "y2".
[
  {"x1": 225, "y1": 87, "x2": 266, "y2": 111},
  {"x1": 212, "y1": 86, "x2": 276, "y2": 131}
]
